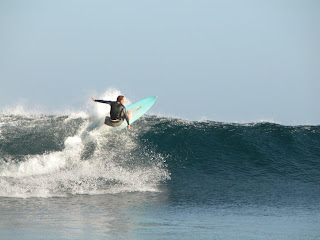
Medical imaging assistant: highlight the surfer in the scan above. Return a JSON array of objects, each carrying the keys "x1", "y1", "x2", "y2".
[{"x1": 92, "y1": 95, "x2": 131, "y2": 129}]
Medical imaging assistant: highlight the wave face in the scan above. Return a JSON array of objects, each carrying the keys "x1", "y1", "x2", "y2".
[
  {"x1": 140, "y1": 118, "x2": 320, "y2": 207},
  {"x1": 1, "y1": 111, "x2": 319, "y2": 204}
]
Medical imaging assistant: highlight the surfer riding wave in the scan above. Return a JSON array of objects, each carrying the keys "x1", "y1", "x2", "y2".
[{"x1": 92, "y1": 95, "x2": 131, "y2": 129}]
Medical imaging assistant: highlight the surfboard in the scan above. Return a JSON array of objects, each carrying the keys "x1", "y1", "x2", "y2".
[{"x1": 117, "y1": 96, "x2": 157, "y2": 130}]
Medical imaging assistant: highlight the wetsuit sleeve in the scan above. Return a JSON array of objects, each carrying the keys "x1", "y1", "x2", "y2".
[
  {"x1": 122, "y1": 107, "x2": 130, "y2": 125},
  {"x1": 94, "y1": 100, "x2": 112, "y2": 106}
]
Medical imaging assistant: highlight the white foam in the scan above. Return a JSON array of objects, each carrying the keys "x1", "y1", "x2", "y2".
[
  {"x1": 1, "y1": 105, "x2": 43, "y2": 116},
  {"x1": 62, "y1": 111, "x2": 89, "y2": 122},
  {"x1": 0, "y1": 90, "x2": 170, "y2": 198},
  {"x1": 0, "y1": 135, "x2": 84, "y2": 178}
]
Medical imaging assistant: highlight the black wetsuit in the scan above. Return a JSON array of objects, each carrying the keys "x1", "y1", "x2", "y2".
[{"x1": 94, "y1": 100, "x2": 130, "y2": 127}]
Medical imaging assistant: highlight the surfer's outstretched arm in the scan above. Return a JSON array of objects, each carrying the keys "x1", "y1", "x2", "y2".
[{"x1": 91, "y1": 97, "x2": 112, "y2": 105}]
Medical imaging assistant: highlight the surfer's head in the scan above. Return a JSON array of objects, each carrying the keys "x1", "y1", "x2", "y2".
[{"x1": 117, "y1": 95, "x2": 125, "y2": 104}]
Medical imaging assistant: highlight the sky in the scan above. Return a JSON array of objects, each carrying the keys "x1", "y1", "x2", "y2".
[{"x1": 0, "y1": 0, "x2": 319, "y2": 125}]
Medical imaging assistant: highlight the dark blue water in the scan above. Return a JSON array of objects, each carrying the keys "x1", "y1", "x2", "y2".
[
  {"x1": 0, "y1": 113, "x2": 319, "y2": 239},
  {"x1": 141, "y1": 118, "x2": 320, "y2": 208}
]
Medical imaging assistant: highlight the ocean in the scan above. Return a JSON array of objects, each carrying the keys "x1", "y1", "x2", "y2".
[{"x1": 0, "y1": 106, "x2": 319, "y2": 239}]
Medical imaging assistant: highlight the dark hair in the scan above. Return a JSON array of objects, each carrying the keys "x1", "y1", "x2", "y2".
[{"x1": 117, "y1": 95, "x2": 124, "y2": 102}]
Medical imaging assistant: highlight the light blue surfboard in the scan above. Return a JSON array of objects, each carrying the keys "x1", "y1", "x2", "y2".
[{"x1": 117, "y1": 96, "x2": 157, "y2": 130}]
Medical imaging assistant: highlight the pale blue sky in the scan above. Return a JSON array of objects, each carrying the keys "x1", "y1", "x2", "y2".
[{"x1": 1, "y1": 0, "x2": 319, "y2": 125}]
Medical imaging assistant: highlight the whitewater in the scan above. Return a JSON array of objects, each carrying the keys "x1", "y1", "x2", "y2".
[
  {"x1": 0, "y1": 89, "x2": 319, "y2": 240},
  {"x1": 0, "y1": 90, "x2": 169, "y2": 198}
]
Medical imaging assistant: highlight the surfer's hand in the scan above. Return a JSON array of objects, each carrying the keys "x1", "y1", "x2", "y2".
[
  {"x1": 127, "y1": 125, "x2": 131, "y2": 130},
  {"x1": 91, "y1": 97, "x2": 95, "y2": 102}
]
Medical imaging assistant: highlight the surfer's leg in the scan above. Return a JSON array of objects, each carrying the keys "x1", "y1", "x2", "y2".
[
  {"x1": 104, "y1": 116, "x2": 123, "y2": 127},
  {"x1": 104, "y1": 116, "x2": 112, "y2": 126},
  {"x1": 109, "y1": 119, "x2": 123, "y2": 127}
]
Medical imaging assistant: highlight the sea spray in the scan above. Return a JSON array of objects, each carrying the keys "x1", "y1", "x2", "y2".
[
  {"x1": 0, "y1": 90, "x2": 169, "y2": 198},
  {"x1": 0, "y1": 112, "x2": 170, "y2": 198}
]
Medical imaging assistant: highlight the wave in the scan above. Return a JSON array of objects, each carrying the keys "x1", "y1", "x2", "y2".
[
  {"x1": 0, "y1": 91, "x2": 319, "y2": 201},
  {"x1": 0, "y1": 113, "x2": 169, "y2": 198}
]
